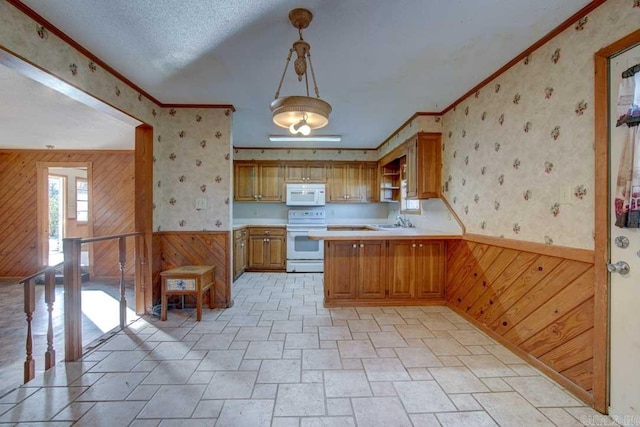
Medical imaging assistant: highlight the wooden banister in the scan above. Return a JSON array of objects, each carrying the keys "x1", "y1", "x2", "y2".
[{"x1": 23, "y1": 278, "x2": 35, "y2": 384}]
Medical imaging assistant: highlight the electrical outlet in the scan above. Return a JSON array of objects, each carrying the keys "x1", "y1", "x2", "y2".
[{"x1": 195, "y1": 198, "x2": 207, "y2": 210}]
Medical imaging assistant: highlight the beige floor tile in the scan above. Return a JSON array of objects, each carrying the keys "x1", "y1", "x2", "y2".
[
  {"x1": 395, "y1": 324, "x2": 435, "y2": 339},
  {"x1": 394, "y1": 380, "x2": 455, "y2": 413},
  {"x1": 141, "y1": 360, "x2": 199, "y2": 385},
  {"x1": 539, "y1": 407, "x2": 585, "y2": 426},
  {"x1": 272, "y1": 320, "x2": 303, "y2": 333},
  {"x1": 51, "y1": 402, "x2": 96, "y2": 421},
  {"x1": 347, "y1": 319, "x2": 381, "y2": 333},
  {"x1": 77, "y1": 372, "x2": 146, "y2": 401},
  {"x1": 272, "y1": 417, "x2": 300, "y2": 427},
  {"x1": 483, "y1": 344, "x2": 524, "y2": 364},
  {"x1": 202, "y1": 371, "x2": 257, "y2": 399},
  {"x1": 368, "y1": 331, "x2": 408, "y2": 348},
  {"x1": 473, "y1": 392, "x2": 554, "y2": 426},
  {"x1": 257, "y1": 359, "x2": 301, "y2": 383},
  {"x1": 75, "y1": 401, "x2": 146, "y2": 427},
  {"x1": 325, "y1": 370, "x2": 372, "y2": 397},
  {"x1": 330, "y1": 308, "x2": 359, "y2": 320},
  {"x1": 145, "y1": 341, "x2": 195, "y2": 361},
  {"x1": 449, "y1": 393, "x2": 483, "y2": 411},
  {"x1": 395, "y1": 347, "x2": 442, "y2": 368},
  {"x1": 300, "y1": 417, "x2": 356, "y2": 427},
  {"x1": 481, "y1": 377, "x2": 513, "y2": 392},
  {"x1": 145, "y1": 328, "x2": 191, "y2": 342},
  {"x1": 191, "y1": 333, "x2": 234, "y2": 350},
  {"x1": 197, "y1": 349, "x2": 244, "y2": 371},
  {"x1": 448, "y1": 329, "x2": 494, "y2": 346},
  {"x1": 275, "y1": 383, "x2": 325, "y2": 416},
  {"x1": 373, "y1": 313, "x2": 406, "y2": 325},
  {"x1": 429, "y1": 367, "x2": 490, "y2": 393},
  {"x1": 352, "y1": 397, "x2": 412, "y2": 427},
  {"x1": 303, "y1": 349, "x2": 342, "y2": 370},
  {"x1": 127, "y1": 384, "x2": 161, "y2": 400},
  {"x1": 337, "y1": 340, "x2": 377, "y2": 358},
  {"x1": 423, "y1": 337, "x2": 471, "y2": 356},
  {"x1": 235, "y1": 326, "x2": 271, "y2": 341},
  {"x1": 407, "y1": 368, "x2": 433, "y2": 380},
  {"x1": 244, "y1": 340, "x2": 284, "y2": 359},
  {"x1": 420, "y1": 317, "x2": 459, "y2": 331},
  {"x1": 409, "y1": 413, "x2": 440, "y2": 426},
  {"x1": 503, "y1": 376, "x2": 582, "y2": 407},
  {"x1": 0, "y1": 387, "x2": 87, "y2": 422},
  {"x1": 137, "y1": 385, "x2": 205, "y2": 419},
  {"x1": 191, "y1": 399, "x2": 223, "y2": 418},
  {"x1": 303, "y1": 315, "x2": 333, "y2": 327},
  {"x1": 89, "y1": 350, "x2": 147, "y2": 372},
  {"x1": 362, "y1": 358, "x2": 410, "y2": 381},
  {"x1": 253, "y1": 383, "x2": 278, "y2": 398},
  {"x1": 326, "y1": 398, "x2": 353, "y2": 416},
  {"x1": 285, "y1": 333, "x2": 320, "y2": 349},
  {"x1": 319, "y1": 326, "x2": 352, "y2": 340},
  {"x1": 458, "y1": 354, "x2": 518, "y2": 377},
  {"x1": 216, "y1": 399, "x2": 273, "y2": 427},
  {"x1": 436, "y1": 411, "x2": 498, "y2": 426}
]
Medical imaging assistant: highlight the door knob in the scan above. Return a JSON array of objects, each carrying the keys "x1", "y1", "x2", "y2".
[{"x1": 607, "y1": 261, "x2": 630, "y2": 275}]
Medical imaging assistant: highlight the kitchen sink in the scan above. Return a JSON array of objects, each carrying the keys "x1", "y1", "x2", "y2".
[{"x1": 374, "y1": 224, "x2": 402, "y2": 229}]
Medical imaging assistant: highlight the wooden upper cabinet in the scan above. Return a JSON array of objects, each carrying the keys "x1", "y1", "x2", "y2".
[
  {"x1": 361, "y1": 163, "x2": 379, "y2": 202},
  {"x1": 234, "y1": 162, "x2": 283, "y2": 202},
  {"x1": 285, "y1": 163, "x2": 327, "y2": 183},
  {"x1": 328, "y1": 163, "x2": 375, "y2": 203},
  {"x1": 406, "y1": 132, "x2": 442, "y2": 199}
]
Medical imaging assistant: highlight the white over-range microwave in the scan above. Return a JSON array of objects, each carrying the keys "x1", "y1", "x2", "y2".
[{"x1": 286, "y1": 183, "x2": 326, "y2": 206}]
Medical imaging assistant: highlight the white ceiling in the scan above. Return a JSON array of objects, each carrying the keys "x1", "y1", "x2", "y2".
[
  {"x1": 0, "y1": 64, "x2": 136, "y2": 150},
  {"x1": 17, "y1": 0, "x2": 591, "y2": 149}
]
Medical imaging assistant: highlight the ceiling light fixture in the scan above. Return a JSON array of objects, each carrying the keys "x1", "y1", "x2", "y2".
[
  {"x1": 269, "y1": 135, "x2": 341, "y2": 143},
  {"x1": 270, "y1": 8, "x2": 331, "y2": 135}
]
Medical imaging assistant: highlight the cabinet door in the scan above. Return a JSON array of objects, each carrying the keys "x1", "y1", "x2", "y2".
[
  {"x1": 233, "y1": 238, "x2": 243, "y2": 279},
  {"x1": 416, "y1": 241, "x2": 445, "y2": 298},
  {"x1": 258, "y1": 164, "x2": 283, "y2": 202},
  {"x1": 325, "y1": 241, "x2": 357, "y2": 299},
  {"x1": 328, "y1": 165, "x2": 349, "y2": 202},
  {"x1": 307, "y1": 164, "x2": 327, "y2": 182},
  {"x1": 248, "y1": 236, "x2": 267, "y2": 270},
  {"x1": 406, "y1": 139, "x2": 418, "y2": 199},
  {"x1": 266, "y1": 236, "x2": 286, "y2": 269},
  {"x1": 358, "y1": 240, "x2": 387, "y2": 299},
  {"x1": 345, "y1": 164, "x2": 362, "y2": 201},
  {"x1": 388, "y1": 241, "x2": 415, "y2": 298},
  {"x1": 284, "y1": 164, "x2": 306, "y2": 182},
  {"x1": 361, "y1": 163, "x2": 379, "y2": 202},
  {"x1": 234, "y1": 163, "x2": 257, "y2": 201},
  {"x1": 417, "y1": 134, "x2": 441, "y2": 199},
  {"x1": 240, "y1": 236, "x2": 247, "y2": 272}
]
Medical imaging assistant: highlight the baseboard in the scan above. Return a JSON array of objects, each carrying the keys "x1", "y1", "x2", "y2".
[{"x1": 447, "y1": 303, "x2": 595, "y2": 408}]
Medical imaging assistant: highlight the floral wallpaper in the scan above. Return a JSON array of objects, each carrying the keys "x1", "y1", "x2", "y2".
[
  {"x1": 441, "y1": 0, "x2": 640, "y2": 250},
  {"x1": 234, "y1": 148, "x2": 377, "y2": 162},
  {"x1": 155, "y1": 108, "x2": 233, "y2": 231},
  {"x1": 0, "y1": 1, "x2": 234, "y2": 232}
]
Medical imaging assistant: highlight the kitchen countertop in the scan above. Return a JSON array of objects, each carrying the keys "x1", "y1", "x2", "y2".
[{"x1": 308, "y1": 227, "x2": 462, "y2": 240}]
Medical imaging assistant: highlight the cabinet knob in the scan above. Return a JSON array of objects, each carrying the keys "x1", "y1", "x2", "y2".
[
  {"x1": 266, "y1": 238, "x2": 270, "y2": 242},
  {"x1": 360, "y1": 243, "x2": 364, "y2": 248},
  {"x1": 412, "y1": 244, "x2": 416, "y2": 248},
  {"x1": 257, "y1": 195, "x2": 263, "y2": 199},
  {"x1": 352, "y1": 244, "x2": 357, "y2": 248},
  {"x1": 419, "y1": 244, "x2": 423, "y2": 247},
  {"x1": 253, "y1": 195, "x2": 258, "y2": 200},
  {"x1": 265, "y1": 230, "x2": 270, "y2": 235},
  {"x1": 241, "y1": 243, "x2": 244, "y2": 247}
]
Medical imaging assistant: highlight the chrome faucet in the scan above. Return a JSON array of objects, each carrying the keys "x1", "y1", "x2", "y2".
[{"x1": 396, "y1": 214, "x2": 413, "y2": 228}]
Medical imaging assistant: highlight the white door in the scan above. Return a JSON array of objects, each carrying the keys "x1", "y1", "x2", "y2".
[{"x1": 608, "y1": 45, "x2": 640, "y2": 422}]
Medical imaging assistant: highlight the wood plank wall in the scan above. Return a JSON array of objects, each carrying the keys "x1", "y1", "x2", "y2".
[
  {"x1": 152, "y1": 232, "x2": 231, "y2": 309},
  {"x1": 446, "y1": 237, "x2": 595, "y2": 403},
  {"x1": 0, "y1": 150, "x2": 134, "y2": 278}
]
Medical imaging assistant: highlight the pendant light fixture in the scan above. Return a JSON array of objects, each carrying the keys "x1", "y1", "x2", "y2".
[{"x1": 270, "y1": 8, "x2": 331, "y2": 135}]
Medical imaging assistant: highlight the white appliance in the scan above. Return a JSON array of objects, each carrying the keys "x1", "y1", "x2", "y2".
[
  {"x1": 286, "y1": 209, "x2": 327, "y2": 273},
  {"x1": 286, "y1": 183, "x2": 326, "y2": 206}
]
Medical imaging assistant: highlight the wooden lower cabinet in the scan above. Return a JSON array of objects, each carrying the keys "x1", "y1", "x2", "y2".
[
  {"x1": 233, "y1": 228, "x2": 248, "y2": 280},
  {"x1": 325, "y1": 239, "x2": 447, "y2": 306},
  {"x1": 247, "y1": 227, "x2": 286, "y2": 271}
]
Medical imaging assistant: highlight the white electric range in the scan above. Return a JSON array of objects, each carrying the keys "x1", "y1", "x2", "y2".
[{"x1": 286, "y1": 209, "x2": 327, "y2": 273}]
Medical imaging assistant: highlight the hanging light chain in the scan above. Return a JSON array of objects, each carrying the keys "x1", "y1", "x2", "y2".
[
  {"x1": 274, "y1": 48, "x2": 294, "y2": 100},
  {"x1": 307, "y1": 52, "x2": 321, "y2": 98}
]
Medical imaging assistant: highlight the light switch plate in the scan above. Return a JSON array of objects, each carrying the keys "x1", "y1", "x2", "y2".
[{"x1": 195, "y1": 198, "x2": 207, "y2": 210}]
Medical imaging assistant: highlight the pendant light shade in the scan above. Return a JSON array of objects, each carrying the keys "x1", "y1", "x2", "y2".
[{"x1": 270, "y1": 8, "x2": 331, "y2": 134}]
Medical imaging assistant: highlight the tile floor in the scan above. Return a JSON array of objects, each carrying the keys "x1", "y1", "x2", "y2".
[{"x1": 0, "y1": 273, "x2": 617, "y2": 426}]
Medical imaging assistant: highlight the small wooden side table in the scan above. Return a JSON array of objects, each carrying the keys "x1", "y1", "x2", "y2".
[{"x1": 160, "y1": 265, "x2": 215, "y2": 321}]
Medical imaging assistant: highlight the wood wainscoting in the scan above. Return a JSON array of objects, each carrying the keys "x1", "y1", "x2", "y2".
[
  {"x1": 152, "y1": 231, "x2": 232, "y2": 309},
  {"x1": 0, "y1": 149, "x2": 134, "y2": 278},
  {"x1": 446, "y1": 234, "x2": 596, "y2": 404}
]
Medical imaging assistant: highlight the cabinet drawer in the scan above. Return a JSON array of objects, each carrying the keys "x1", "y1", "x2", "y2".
[{"x1": 248, "y1": 227, "x2": 286, "y2": 237}]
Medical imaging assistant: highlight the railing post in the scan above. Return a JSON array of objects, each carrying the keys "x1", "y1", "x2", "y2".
[
  {"x1": 118, "y1": 236, "x2": 127, "y2": 329},
  {"x1": 23, "y1": 278, "x2": 35, "y2": 384},
  {"x1": 63, "y1": 237, "x2": 83, "y2": 361},
  {"x1": 44, "y1": 267, "x2": 56, "y2": 370}
]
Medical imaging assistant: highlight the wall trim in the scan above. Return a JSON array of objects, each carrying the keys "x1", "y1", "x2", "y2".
[
  {"x1": 0, "y1": 149, "x2": 134, "y2": 155},
  {"x1": 447, "y1": 303, "x2": 594, "y2": 406},
  {"x1": 4, "y1": 0, "x2": 236, "y2": 111},
  {"x1": 464, "y1": 233, "x2": 594, "y2": 264},
  {"x1": 441, "y1": 195, "x2": 466, "y2": 235}
]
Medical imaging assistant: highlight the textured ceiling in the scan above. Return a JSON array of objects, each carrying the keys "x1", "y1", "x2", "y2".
[
  {"x1": 0, "y1": 64, "x2": 136, "y2": 150},
  {"x1": 18, "y1": 0, "x2": 592, "y2": 148}
]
